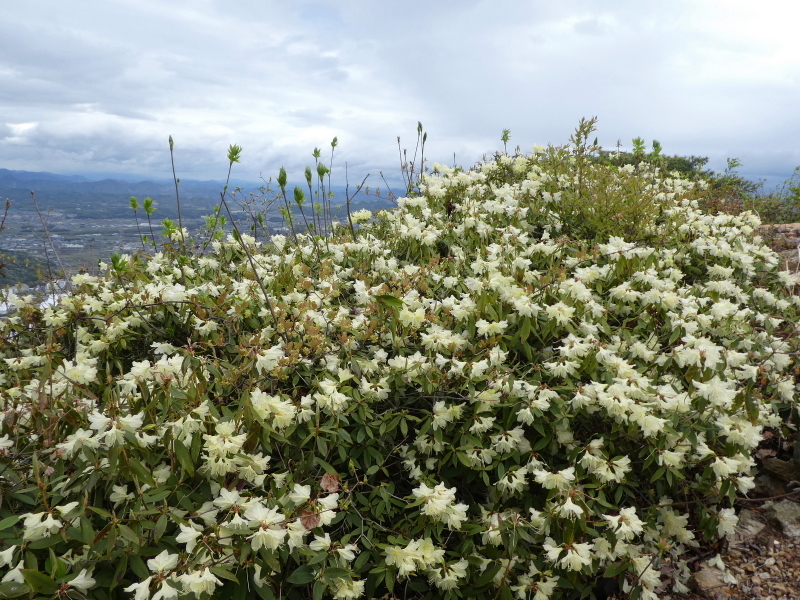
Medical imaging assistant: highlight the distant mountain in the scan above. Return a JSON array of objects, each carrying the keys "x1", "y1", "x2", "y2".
[
  {"x1": 0, "y1": 169, "x2": 90, "y2": 185},
  {"x1": 0, "y1": 168, "x2": 395, "y2": 220},
  {"x1": 0, "y1": 168, "x2": 236, "y2": 197}
]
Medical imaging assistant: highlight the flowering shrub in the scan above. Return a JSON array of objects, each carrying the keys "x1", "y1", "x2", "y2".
[{"x1": 1, "y1": 131, "x2": 799, "y2": 600}]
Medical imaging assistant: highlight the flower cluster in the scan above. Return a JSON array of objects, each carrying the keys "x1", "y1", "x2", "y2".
[{"x1": 0, "y1": 130, "x2": 797, "y2": 599}]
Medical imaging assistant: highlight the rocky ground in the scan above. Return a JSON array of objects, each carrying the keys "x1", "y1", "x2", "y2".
[
  {"x1": 758, "y1": 223, "x2": 800, "y2": 272},
  {"x1": 648, "y1": 224, "x2": 800, "y2": 600}
]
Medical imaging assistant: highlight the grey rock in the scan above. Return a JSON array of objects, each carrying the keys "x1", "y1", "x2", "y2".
[
  {"x1": 728, "y1": 508, "x2": 766, "y2": 546},
  {"x1": 762, "y1": 457, "x2": 800, "y2": 482},
  {"x1": 754, "y1": 472, "x2": 789, "y2": 497},
  {"x1": 691, "y1": 564, "x2": 734, "y2": 600},
  {"x1": 764, "y1": 500, "x2": 800, "y2": 537},
  {"x1": 794, "y1": 440, "x2": 800, "y2": 470}
]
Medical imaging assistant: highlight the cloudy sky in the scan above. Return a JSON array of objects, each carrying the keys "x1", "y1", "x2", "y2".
[{"x1": 2, "y1": 0, "x2": 799, "y2": 190}]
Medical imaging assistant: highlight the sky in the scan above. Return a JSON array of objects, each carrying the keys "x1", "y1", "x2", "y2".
[{"x1": 2, "y1": 0, "x2": 799, "y2": 191}]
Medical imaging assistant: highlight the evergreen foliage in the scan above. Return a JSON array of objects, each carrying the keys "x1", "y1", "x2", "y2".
[{"x1": 0, "y1": 122, "x2": 799, "y2": 600}]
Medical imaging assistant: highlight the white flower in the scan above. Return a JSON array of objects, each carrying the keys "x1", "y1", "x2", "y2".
[
  {"x1": 176, "y1": 522, "x2": 202, "y2": 553},
  {"x1": 717, "y1": 507, "x2": 739, "y2": 537},
  {"x1": 147, "y1": 550, "x2": 180, "y2": 573},
  {"x1": 309, "y1": 533, "x2": 331, "y2": 552},
  {"x1": 22, "y1": 512, "x2": 62, "y2": 541},
  {"x1": 545, "y1": 302, "x2": 576, "y2": 325},
  {"x1": 350, "y1": 209, "x2": 372, "y2": 224},
  {"x1": 603, "y1": 507, "x2": 644, "y2": 541},
  {"x1": 152, "y1": 579, "x2": 179, "y2": 600},
  {"x1": 250, "y1": 389, "x2": 297, "y2": 429},
  {"x1": 248, "y1": 525, "x2": 288, "y2": 551},
  {"x1": 55, "y1": 501, "x2": 81, "y2": 518},
  {"x1": 337, "y1": 544, "x2": 358, "y2": 562},
  {"x1": 213, "y1": 488, "x2": 244, "y2": 510},
  {"x1": 179, "y1": 568, "x2": 222, "y2": 596},
  {"x1": 412, "y1": 482, "x2": 469, "y2": 529},
  {"x1": 533, "y1": 467, "x2": 575, "y2": 490},
  {"x1": 0, "y1": 546, "x2": 16, "y2": 568},
  {"x1": 330, "y1": 577, "x2": 366, "y2": 599},
  {"x1": 55, "y1": 428, "x2": 99, "y2": 458},
  {"x1": 637, "y1": 414, "x2": 667, "y2": 438},
  {"x1": 431, "y1": 401, "x2": 464, "y2": 430},
  {"x1": 124, "y1": 577, "x2": 153, "y2": 600},
  {"x1": 557, "y1": 496, "x2": 584, "y2": 519},
  {"x1": 68, "y1": 569, "x2": 96, "y2": 593},
  {"x1": 110, "y1": 485, "x2": 134, "y2": 506},
  {"x1": 385, "y1": 545, "x2": 418, "y2": 577},
  {"x1": 288, "y1": 484, "x2": 312, "y2": 504},
  {"x1": 244, "y1": 503, "x2": 285, "y2": 527},
  {"x1": 560, "y1": 543, "x2": 593, "y2": 571},
  {"x1": 255, "y1": 345, "x2": 285, "y2": 374},
  {"x1": 475, "y1": 319, "x2": 509, "y2": 336}
]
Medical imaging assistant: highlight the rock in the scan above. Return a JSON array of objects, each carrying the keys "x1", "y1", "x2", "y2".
[
  {"x1": 691, "y1": 564, "x2": 735, "y2": 600},
  {"x1": 762, "y1": 458, "x2": 800, "y2": 482},
  {"x1": 777, "y1": 248, "x2": 799, "y2": 271},
  {"x1": 754, "y1": 472, "x2": 789, "y2": 497},
  {"x1": 794, "y1": 441, "x2": 800, "y2": 470},
  {"x1": 764, "y1": 500, "x2": 800, "y2": 537},
  {"x1": 729, "y1": 508, "x2": 767, "y2": 546}
]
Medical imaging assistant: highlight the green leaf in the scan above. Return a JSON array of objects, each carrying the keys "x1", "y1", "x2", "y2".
[
  {"x1": 154, "y1": 514, "x2": 169, "y2": 543},
  {"x1": 88, "y1": 506, "x2": 112, "y2": 519},
  {"x1": 650, "y1": 467, "x2": 666, "y2": 483},
  {"x1": 8, "y1": 493, "x2": 34, "y2": 506},
  {"x1": 111, "y1": 554, "x2": 129, "y2": 590},
  {"x1": 313, "y1": 580, "x2": 326, "y2": 600},
  {"x1": 603, "y1": 560, "x2": 630, "y2": 578},
  {"x1": 174, "y1": 438, "x2": 195, "y2": 476},
  {"x1": 255, "y1": 582, "x2": 277, "y2": 600},
  {"x1": 353, "y1": 551, "x2": 371, "y2": 572},
  {"x1": 322, "y1": 568, "x2": 351, "y2": 581},
  {"x1": 130, "y1": 555, "x2": 149, "y2": 579},
  {"x1": 210, "y1": 567, "x2": 239, "y2": 583},
  {"x1": 474, "y1": 563, "x2": 501, "y2": 588},
  {"x1": 0, "y1": 582, "x2": 31, "y2": 599},
  {"x1": 20, "y1": 570, "x2": 58, "y2": 596},
  {"x1": 27, "y1": 535, "x2": 63, "y2": 550},
  {"x1": 79, "y1": 517, "x2": 96, "y2": 546},
  {"x1": 118, "y1": 523, "x2": 140, "y2": 545},
  {"x1": 314, "y1": 457, "x2": 337, "y2": 475},
  {"x1": 231, "y1": 579, "x2": 248, "y2": 600},
  {"x1": 375, "y1": 295, "x2": 403, "y2": 310},
  {"x1": 286, "y1": 564, "x2": 316, "y2": 585},
  {"x1": 127, "y1": 456, "x2": 156, "y2": 487},
  {"x1": 0, "y1": 516, "x2": 19, "y2": 531},
  {"x1": 519, "y1": 317, "x2": 531, "y2": 343},
  {"x1": 143, "y1": 487, "x2": 173, "y2": 504},
  {"x1": 499, "y1": 583, "x2": 514, "y2": 600}
]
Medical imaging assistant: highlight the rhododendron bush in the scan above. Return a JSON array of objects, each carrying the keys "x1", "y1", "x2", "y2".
[{"x1": 1, "y1": 127, "x2": 799, "y2": 600}]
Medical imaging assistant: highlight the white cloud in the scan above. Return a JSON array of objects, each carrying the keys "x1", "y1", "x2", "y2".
[{"x1": 0, "y1": 0, "x2": 797, "y2": 190}]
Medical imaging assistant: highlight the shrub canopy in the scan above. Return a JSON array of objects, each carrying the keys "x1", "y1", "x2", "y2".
[{"x1": 1, "y1": 136, "x2": 799, "y2": 600}]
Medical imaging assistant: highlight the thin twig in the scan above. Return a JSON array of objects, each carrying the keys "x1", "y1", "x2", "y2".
[
  {"x1": 201, "y1": 159, "x2": 238, "y2": 257},
  {"x1": 218, "y1": 186, "x2": 288, "y2": 345},
  {"x1": 378, "y1": 172, "x2": 398, "y2": 204},
  {"x1": 30, "y1": 191, "x2": 69, "y2": 287},
  {"x1": 168, "y1": 136, "x2": 186, "y2": 247},
  {"x1": 345, "y1": 163, "x2": 369, "y2": 243},
  {"x1": 0, "y1": 198, "x2": 10, "y2": 233}
]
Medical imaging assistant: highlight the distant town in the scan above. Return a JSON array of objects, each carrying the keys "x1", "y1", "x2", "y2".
[{"x1": 0, "y1": 168, "x2": 394, "y2": 285}]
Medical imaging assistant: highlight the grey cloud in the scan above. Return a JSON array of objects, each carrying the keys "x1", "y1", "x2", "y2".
[
  {"x1": 0, "y1": 1, "x2": 798, "y2": 188},
  {"x1": 572, "y1": 17, "x2": 613, "y2": 36}
]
